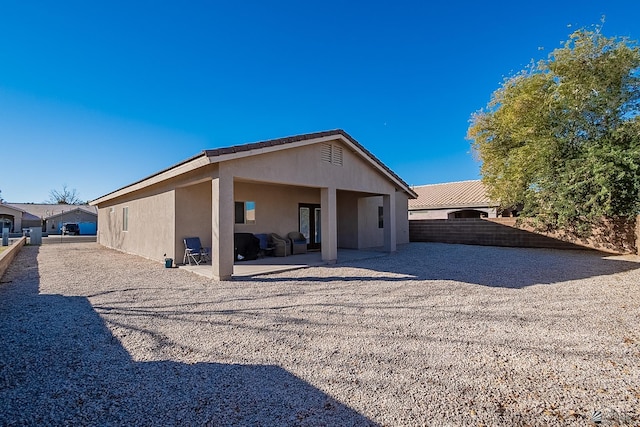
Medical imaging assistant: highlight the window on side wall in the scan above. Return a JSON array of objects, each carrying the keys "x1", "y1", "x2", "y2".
[
  {"x1": 123, "y1": 207, "x2": 129, "y2": 231},
  {"x1": 235, "y1": 201, "x2": 256, "y2": 224},
  {"x1": 378, "y1": 206, "x2": 384, "y2": 228}
]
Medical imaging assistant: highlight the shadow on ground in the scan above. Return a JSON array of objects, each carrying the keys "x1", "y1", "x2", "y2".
[
  {"x1": 0, "y1": 246, "x2": 377, "y2": 426},
  {"x1": 251, "y1": 242, "x2": 640, "y2": 289}
]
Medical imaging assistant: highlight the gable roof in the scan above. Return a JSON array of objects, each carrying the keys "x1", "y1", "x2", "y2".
[
  {"x1": 92, "y1": 129, "x2": 417, "y2": 204},
  {"x1": 408, "y1": 180, "x2": 496, "y2": 210},
  {"x1": 46, "y1": 206, "x2": 98, "y2": 220},
  {"x1": 0, "y1": 203, "x2": 26, "y2": 214},
  {"x1": 6, "y1": 203, "x2": 97, "y2": 219}
]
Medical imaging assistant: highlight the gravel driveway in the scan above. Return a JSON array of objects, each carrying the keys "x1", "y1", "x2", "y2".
[{"x1": 1, "y1": 242, "x2": 639, "y2": 426}]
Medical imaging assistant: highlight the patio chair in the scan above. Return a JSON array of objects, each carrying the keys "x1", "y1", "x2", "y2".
[
  {"x1": 183, "y1": 237, "x2": 211, "y2": 265},
  {"x1": 287, "y1": 231, "x2": 308, "y2": 255},
  {"x1": 254, "y1": 233, "x2": 275, "y2": 257},
  {"x1": 269, "y1": 233, "x2": 291, "y2": 257}
]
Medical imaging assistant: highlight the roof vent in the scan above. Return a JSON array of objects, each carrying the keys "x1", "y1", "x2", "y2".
[{"x1": 321, "y1": 143, "x2": 343, "y2": 166}]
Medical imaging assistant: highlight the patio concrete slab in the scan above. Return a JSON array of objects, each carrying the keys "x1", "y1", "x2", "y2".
[{"x1": 179, "y1": 248, "x2": 388, "y2": 279}]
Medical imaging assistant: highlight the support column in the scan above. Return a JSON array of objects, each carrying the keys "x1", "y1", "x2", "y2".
[
  {"x1": 212, "y1": 169, "x2": 234, "y2": 281},
  {"x1": 383, "y1": 191, "x2": 397, "y2": 252},
  {"x1": 321, "y1": 187, "x2": 337, "y2": 264}
]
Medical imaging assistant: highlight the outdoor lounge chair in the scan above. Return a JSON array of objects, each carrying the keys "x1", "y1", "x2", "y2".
[
  {"x1": 255, "y1": 233, "x2": 275, "y2": 257},
  {"x1": 287, "y1": 231, "x2": 308, "y2": 255},
  {"x1": 269, "y1": 233, "x2": 291, "y2": 257},
  {"x1": 183, "y1": 237, "x2": 211, "y2": 265}
]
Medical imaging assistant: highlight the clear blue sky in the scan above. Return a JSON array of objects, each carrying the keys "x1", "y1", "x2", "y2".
[{"x1": 1, "y1": 1, "x2": 638, "y2": 203}]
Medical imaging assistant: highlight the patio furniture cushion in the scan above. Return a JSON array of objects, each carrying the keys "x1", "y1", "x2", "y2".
[
  {"x1": 287, "y1": 231, "x2": 308, "y2": 255},
  {"x1": 255, "y1": 233, "x2": 275, "y2": 257},
  {"x1": 269, "y1": 233, "x2": 291, "y2": 257}
]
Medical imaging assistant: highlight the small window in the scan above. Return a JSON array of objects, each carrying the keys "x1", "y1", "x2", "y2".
[
  {"x1": 235, "y1": 201, "x2": 256, "y2": 224},
  {"x1": 378, "y1": 206, "x2": 384, "y2": 229},
  {"x1": 123, "y1": 207, "x2": 129, "y2": 231}
]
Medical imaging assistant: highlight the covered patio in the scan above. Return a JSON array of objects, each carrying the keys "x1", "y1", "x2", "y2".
[{"x1": 180, "y1": 247, "x2": 389, "y2": 279}]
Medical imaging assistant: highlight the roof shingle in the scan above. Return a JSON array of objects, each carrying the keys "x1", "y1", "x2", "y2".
[
  {"x1": 5, "y1": 203, "x2": 97, "y2": 219},
  {"x1": 408, "y1": 180, "x2": 495, "y2": 210}
]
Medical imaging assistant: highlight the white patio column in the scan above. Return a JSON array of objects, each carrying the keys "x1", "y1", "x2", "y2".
[
  {"x1": 321, "y1": 187, "x2": 337, "y2": 264},
  {"x1": 212, "y1": 168, "x2": 234, "y2": 281},
  {"x1": 383, "y1": 191, "x2": 397, "y2": 252}
]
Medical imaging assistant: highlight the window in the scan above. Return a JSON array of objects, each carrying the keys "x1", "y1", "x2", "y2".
[
  {"x1": 235, "y1": 201, "x2": 256, "y2": 224},
  {"x1": 378, "y1": 206, "x2": 384, "y2": 229},
  {"x1": 123, "y1": 207, "x2": 129, "y2": 231}
]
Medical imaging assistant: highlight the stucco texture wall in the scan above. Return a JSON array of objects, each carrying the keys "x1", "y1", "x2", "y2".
[
  {"x1": 0, "y1": 206, "x2": 22, "y2": 232},
  {"x1": 234, "y1": 182, "x2": 319, "y2": 237},
  {"x1": 225, "y1": 140, "x2": 397, "y2": 195},
  {"x1": 98, "y1": 189, "x2": 176, "y2": 261},
  {"x1": 175, "y1": 181, "x2": 213, "y2": 259}
]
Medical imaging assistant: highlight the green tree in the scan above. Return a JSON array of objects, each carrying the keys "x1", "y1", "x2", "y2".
[{"x1": 468, "y1": 26, "x2": 640, "y2": 234}]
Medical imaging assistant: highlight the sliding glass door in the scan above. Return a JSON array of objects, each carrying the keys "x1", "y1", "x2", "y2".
[{"x1": 299, "y1": 203, "x2": 321, "y2": 250}]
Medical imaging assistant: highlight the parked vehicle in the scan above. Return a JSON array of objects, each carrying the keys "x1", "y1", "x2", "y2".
[{"x1": 62, "y1": 223, "x2": 80, "y2": 235}]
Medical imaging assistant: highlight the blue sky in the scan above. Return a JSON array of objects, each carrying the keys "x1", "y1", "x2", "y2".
[{"x1": 1, "y1": 1, "x2": 638, "y2": 203}]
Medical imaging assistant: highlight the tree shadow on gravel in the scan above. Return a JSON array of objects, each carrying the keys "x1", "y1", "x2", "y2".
[
  {"x1": 250, "y1": 243, "x2": 640, "y2": 289},
  {"x1": 0, "y1": 246, "x2": 378, "y2": 426}
]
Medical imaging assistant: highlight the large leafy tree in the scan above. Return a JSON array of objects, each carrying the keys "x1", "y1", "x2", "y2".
[{"x1": 468, "y1": 26, "x2": 640, "y2": 234}]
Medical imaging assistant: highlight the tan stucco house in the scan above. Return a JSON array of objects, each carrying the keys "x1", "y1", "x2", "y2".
[
  {"x1": 408, "y1": 180, "x2": 500, "y2": 220},
  {"x1": 91, "y1": 130, "x2": 418, "y2": 280},
  {"x1": 0, "y1": 203, "x2": 28, "y2": 232}
]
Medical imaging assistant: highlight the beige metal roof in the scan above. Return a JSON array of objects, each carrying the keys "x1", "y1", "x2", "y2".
[{"x1": 408, "y1": 180, "x2": 496, "y2": 210}]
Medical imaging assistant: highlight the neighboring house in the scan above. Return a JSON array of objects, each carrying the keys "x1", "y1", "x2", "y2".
[
  {"x1": 3, "y1": 203, "x2": 98, "y2": 234},
  {"x1": 408, "y1": 180, "x2": 503, "y2": 220},
  {"x1": 44, "y1": 207, "x2": 98, "y2": 235},
  {"x1": 0, "y1": 203, "x2": 27, "y2": 232},
  {"x1": 91, "y1": 129, "x2": 418, "y2": 280}
]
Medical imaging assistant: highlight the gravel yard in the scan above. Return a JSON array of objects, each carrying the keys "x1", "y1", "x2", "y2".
[{"x1": 1, "y1": 242, "x2": 639, "y2": 426}]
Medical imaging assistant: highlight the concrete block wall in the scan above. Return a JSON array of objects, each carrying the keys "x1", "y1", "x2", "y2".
[
  {"x1": 410, "y1": 216, "x2": 640, "y2": 254},
  {"x1": 409, "y1": 219, "x2": 588, "y2": 251}
]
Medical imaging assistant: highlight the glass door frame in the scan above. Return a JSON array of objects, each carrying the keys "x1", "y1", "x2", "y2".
[{"x1": 298, "y1": 203, "x2": 321, "y2": 250}]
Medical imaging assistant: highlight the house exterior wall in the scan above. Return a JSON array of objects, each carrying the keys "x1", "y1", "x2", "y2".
[
  {"x1": 96, "y1": 164, "x2": 218, "y2": 262},
  {"x1": 395, "y1": 192, "x2": 410, "y2": 244},
  {"x1": 0, "y1": 206, "x2": 22, "y2": 232},
  {"x1": 175, "y1": 181, "x2": 213, "y2": 260},
  {"x1": 223, "y1": 140, "x2": 397, "y2": 195},
  {"x1": 234, "y1": 182, "x2": 320, "y2": 237},
  {"x1": 97, "y1": 189, "x2": 176, "y2": 261},
  {"x1": 337, "y1": 192, "x2": 359, "y2": 249},
  {"x1": 357, "y1": 196, "x2": 383, "y2": 248}
]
